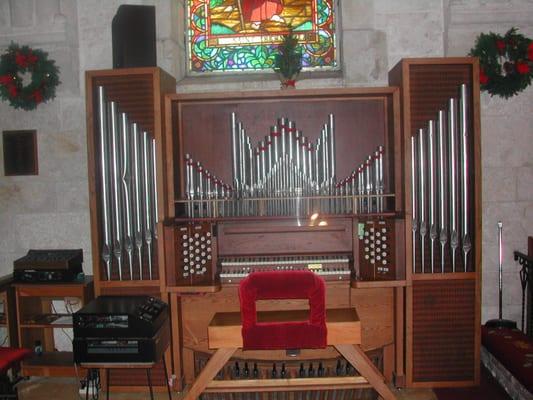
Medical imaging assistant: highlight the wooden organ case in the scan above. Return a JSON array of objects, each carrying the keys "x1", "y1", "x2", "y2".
[
  {"x1": 389, "y1": 58, "x2": 481, "y2": 387},
  {"x1": 85, "y1": 67, "x2": 176, "y2": 392},
  {"x1": 84, "y1": 57, "x2": 481, "y2": 395},
  {"x1": 163, "y1": 88, "x2": 407, "y2": 394}
]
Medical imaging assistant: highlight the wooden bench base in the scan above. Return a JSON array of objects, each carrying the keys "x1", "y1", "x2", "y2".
[{"x1": 181, "y1": 308, "x2": 396, "y2": 400}]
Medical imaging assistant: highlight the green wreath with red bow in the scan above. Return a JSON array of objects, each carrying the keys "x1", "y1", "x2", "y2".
[
  {"x1": 469, "y1": 28, "x2": 533, "y2": 99},
  {"x1": 0, "y1": 43, "x2": 60, "y2": 111}
]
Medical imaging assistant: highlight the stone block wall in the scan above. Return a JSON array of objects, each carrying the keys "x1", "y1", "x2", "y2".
[{"x1": 0, "y1": 0, "x2": 532, "y2": 327}]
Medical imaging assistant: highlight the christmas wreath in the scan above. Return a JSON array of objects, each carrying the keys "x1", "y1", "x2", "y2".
[
  {"x1": 469, "y1": 28, "x2": 533, "y2": 98},
  {"x1": 0, "y1": 43, "x2": 60, "y2": 110}
]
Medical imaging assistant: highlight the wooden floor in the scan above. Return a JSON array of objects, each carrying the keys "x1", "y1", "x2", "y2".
[
  {"x1": 16, "y1": 377, "x2": 436, "y2": 399},
  {"x1": 15, "y1": 366, "x2": 517, "y2": 400}
]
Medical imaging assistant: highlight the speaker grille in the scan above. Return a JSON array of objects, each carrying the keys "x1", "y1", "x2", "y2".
[
  {"x1": 409, "y1": 64, "x2": 473, "y2": 134},
  {"x1": 412, "y1": 279, "x2": 476, "y2": 382},
  {"x1": 93, "y1": 74, "x2": 155, "y2": 136}
]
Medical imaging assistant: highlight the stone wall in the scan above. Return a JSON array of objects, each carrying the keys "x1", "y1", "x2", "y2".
[{"x1": 0, "y1": 0, "x2": 532, "y2": 327}]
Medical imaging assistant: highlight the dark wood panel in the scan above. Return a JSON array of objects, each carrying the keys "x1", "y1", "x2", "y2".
[
  {"x1": 408, "y1": 64, "x2": 473, "y2": 135},
  {"x1": 412, "y1": 279, "x2": 476, "y2": 382},
  {"x1": 92, "y1": 75, "x2": 155, "y2": 134},
  {"x1": 109, "y1": 360, "x2": 167, "y2": 386},
  {"x1": 217, "y1": 218, "x2": 353, "y2": 256},
  {"x1": 174, "y1": 96, "x2": 392, "y2": 198}
]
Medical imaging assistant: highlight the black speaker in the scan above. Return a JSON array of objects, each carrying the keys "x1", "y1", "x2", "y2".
[{"x1": 112, "y1": 5, "x2": 156, "y2": 68}]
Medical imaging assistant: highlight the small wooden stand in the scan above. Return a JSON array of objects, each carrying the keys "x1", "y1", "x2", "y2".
[
  {"x1": 182, "y1": 308, "x2": 396, "y2": 400},
  {"x1": 80, "y1": 359, "x2": 172, "y2": 400}
]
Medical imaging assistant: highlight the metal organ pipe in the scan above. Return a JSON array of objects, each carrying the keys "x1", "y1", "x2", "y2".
[
  {"x1": 95, "y1": 92, "x2": 161, "y2": 281},
  {"x1": 428, "y1": 120, "x2": 437, "y2": 273},
  {"x1": 133, "y1": 124, "x2": 144, "y2": 279},
  {"x1": 182, "y1": 114, "x2": 393, "y2": 218},
  {"x1": 109, "y1": 101, "x2": 124, "y2": 281},
  {"x1": 120, "y1": 112, "x2": 134, "y2": 280},
  {"x1": 151, "y1": 138, "x2": 159, "y2": 239},
  {"x1": 411, "y1": 135, "x2": 418, "y2": 274},
  {"x1": 143, "y1": 131, "x2": 154, "y2": 280},
  {"x1": 459, "y1": 84, "x2": 472, "y2": 271},
  {"x1": 97, "y1": 87, "x2": 112, "y2": 281},
  {"x1": 437, "y1": 110, "x2": 448, "y2": 272},
  {"x1": 231, "y1": 112, "x2": 239, "y2": 191},
  {"x1": 329, "y1": 114, "x2": 336, "y2": 184},
  {"x1": 417, "y1": 128, "x2": 427, "y2": 273},
  {"x1": 448, "y1": 98, "x2": 459, "y2": 272}
]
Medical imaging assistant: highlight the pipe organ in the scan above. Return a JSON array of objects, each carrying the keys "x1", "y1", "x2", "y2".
[
  {"x1": 86, "y1": 58, "x2": 481, "y2": 394},
  {"x1": 95, "y1": 86, "x2": 159, "y2": 282}
]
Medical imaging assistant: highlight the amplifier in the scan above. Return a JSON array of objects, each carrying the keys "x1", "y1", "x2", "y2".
[
  {"x1": 73, "y1": 296, "x2": 168, "y2": 338},
  {"x1": 73, "y1": 319, "x2": 170, "y2": 364},
  {"x1": 13, "y1": 249, "x2": 83, "y2": 282}
]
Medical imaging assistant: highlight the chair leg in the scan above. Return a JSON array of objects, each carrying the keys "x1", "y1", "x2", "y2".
[
  {"x1": 106, "y1": 368, "x2": 110, "y2": 400},
  {"x1": 147, "y1": 368, "x2": 154, "y2": 400},
  {"x1": 334, "y1": 344, "x2": 396, "y2": 400},
  {"x1": 183, "y1": 347, "x2": 237, "y2": 400},
  {"x1": 163, "y1": 355, "x2": 172, "y2": 400}
]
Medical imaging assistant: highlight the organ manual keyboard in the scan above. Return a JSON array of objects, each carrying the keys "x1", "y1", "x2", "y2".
[{"x1": 219, "y1": 255, "x2": 352, "y2": 283}]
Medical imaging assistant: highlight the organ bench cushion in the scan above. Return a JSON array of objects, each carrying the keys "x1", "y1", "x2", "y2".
[
  {"x1": 238, "y1": 271, "x2": 327, "y2": 350},
  {"x1": 208, "y1": 308, "x2": 361, "y2": 349}
]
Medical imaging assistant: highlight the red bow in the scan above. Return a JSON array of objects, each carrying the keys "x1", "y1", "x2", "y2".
[
  {"x1": 0, "y1": 75, "x2": 13, "y2": 86},
  {"x1": 8, "y1": 84, "x2": 18, "y2": 98},
  {"x1": 31, "y1": 90, "x2": 43, "y2": 104},
  {"x1": 15, "y1": 51, "x2": 38, "y2": 68},
  {"x1": 516, "y1": 61, "x2": 530, "y2": 75},
  {"x1": 479, "y1": 69, "x2": 489, "y2": 85}
]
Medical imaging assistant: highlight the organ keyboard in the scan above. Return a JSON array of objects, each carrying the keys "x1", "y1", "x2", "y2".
[{"x1": 219, "y1": 255, "x2": 352, "y2": 283}]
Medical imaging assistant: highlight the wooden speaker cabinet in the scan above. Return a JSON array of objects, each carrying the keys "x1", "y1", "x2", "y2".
[
  {"x1": 389, "y1": 58, "x2": 481, "y2": 387},
  {"x1": 86, "y1": 67, "x2": 176, "y2": 294}
]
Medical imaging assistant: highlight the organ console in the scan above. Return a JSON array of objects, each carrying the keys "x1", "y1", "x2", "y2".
[
  {"x1": 86, "y1": 59, "x2": 482, "y2": 394},
  {"x1": 161, "y1": 87, "x2": 405, "y2": 394}
]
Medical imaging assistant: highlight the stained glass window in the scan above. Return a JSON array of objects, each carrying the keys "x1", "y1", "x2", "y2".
[{"x1": 187, "y1": 0, "x2": 338, "y2": 73}]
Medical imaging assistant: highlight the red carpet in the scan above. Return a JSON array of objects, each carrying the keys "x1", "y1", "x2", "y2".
[{"x1": 434, "y1": 366, "x2": 512, "y2": 400}]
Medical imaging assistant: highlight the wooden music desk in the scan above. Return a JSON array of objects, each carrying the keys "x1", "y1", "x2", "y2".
[{"x1": 181, "y1": 308, "x2": 396, "y2": 400}]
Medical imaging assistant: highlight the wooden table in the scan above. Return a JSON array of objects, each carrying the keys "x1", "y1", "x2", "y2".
[
  {"x1": 80, "y1": 359, "x2": 172, "y2": 400},
  {"x1": 182, "y1": 308, "x2": 396, "y2": 400}
]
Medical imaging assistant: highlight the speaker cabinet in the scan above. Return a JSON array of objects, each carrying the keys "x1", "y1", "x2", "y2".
[
  {"x1": 112, "y1": 5, "x2": 156, "y2": 69},
  {"x1": 412, "y1": 279, "x2": 476, "y2": 382}
]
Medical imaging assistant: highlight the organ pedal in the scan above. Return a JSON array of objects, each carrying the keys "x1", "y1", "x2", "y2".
[{"x1": 182, "y1": 308, "x2": 396, "y2": 400}]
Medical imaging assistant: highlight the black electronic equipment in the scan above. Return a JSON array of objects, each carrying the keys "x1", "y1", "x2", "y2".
[
  {"x1": 112, "y1": 5, "x2": 156, "y2": 68},
  {"x1": 73, "y1": 296, "x2": 170, "y2": 364},
  {"x1": 73, "y1": 296, "x2": 168, "y2": 338},
  {"x1": 13, "y1": 249, "x2": 83, "y2": 283},
  {"x1": 73, "y1": 320, "x2": 170, "y2": 363}
]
